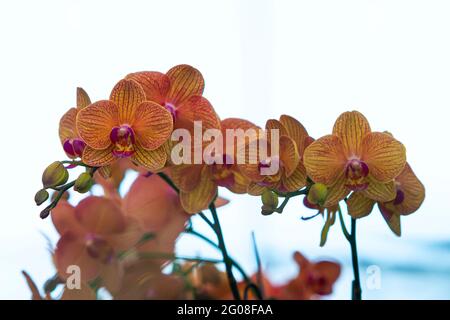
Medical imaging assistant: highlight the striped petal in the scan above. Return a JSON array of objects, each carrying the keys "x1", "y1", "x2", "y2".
[
  {"x1": 76, "y1": 87, "x2": 91, "y2": 109},
  {"x1": 180, "y1": 168, "x2": 217, "y2": 214},
  {"x1": 323, "y1": 173, "x2": 349, "y2": 207},
  {"x1": 59, "y1": 107, "x2": 78, "y2": 143},
  {"x1": 169, "y1": 164, "x2": 203, "y2": 192},
  {"x1": 346, "y1": 192, "x2": 376, "y2": 218},
  {"x1": 75, "y1": 196, "x2": 126, "y2": 235},
  {"x1": 110, "y1": 79, "x2": 146, "y2": 124},
  {"x1": 279, "y1": 163, "x2": 307, "y2": 192},
  {"x1": 224, "y1": 170, "x2": 251, "y2": 194},
  {"x1": 332, "y1": 111, "x2": 371, "y2": 158},
  {"x1": 176, "y1": 95, "x2": 221, "y2": 131},
  {"x1": 166, "y1": 64, "x2": 204, "y2": 105},
  {"x1": 394, "y1": 163, "x2": 425, "y2": 215},
  {"x1": 132, "y1": 142, "x2": 167, "y2": 172},
  {"x1": 125, "y1": 71, "x2": 170, "y2": 105},
  {"x1": 379, "y1": 204, "x2": 401, "y2": 236},
  {"x1": 280, "y1": 135, "x2": 300, "y2": 177},
  {"x1": 82, "y1": 145, "x2": 115, "y2": 167},
  {"x1": 362, "y1": 176, "x2": 396, "y2": 202},
  {"x1": 303, "y1": 135, "x2": 346, "y2": 185},
  {"x1": 133, "y1": 102, "x2": 173, "y2": 150},
  {"x1": 77, "y1": 100, "x2": 119, "y2": 149},
  {"x1": 279, "y1": 115, "x2": 309, "y2": 155},
  {"x1": 247, "y1": 182, "x2": 266, "y2": 196},
  {"x1": 362, "y1": 132, "x2": 406, "y2": 182}
]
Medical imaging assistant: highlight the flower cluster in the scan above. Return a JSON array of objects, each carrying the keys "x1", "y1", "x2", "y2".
[{"x1": 30, "y1": 64, "x2": 425, "y2": 300}]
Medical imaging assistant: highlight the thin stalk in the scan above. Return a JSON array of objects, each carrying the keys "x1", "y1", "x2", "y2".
[
  {"x1": 209, "y1": 202, "x2": 241, "y2": 300},
  {"x1": 350, "y1": 218, "x2": 362, "y2": 300}
]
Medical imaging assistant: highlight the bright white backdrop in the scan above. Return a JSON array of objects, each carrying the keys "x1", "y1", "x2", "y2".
[{"x1": 1, "y1": 0, "x2": 449, "y2": 299}]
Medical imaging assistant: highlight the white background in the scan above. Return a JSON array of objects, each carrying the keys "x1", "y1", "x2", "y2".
[{"x1": 1, "y1": 0, "x2": 449, "y2": 299}]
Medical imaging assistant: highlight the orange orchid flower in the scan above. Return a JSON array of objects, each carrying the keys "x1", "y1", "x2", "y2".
[
  {"x1": 304, "y1": 111, "x2": 407, "y2": 207},
  {"x1": 347, "y1": 162, "x2": 425, "y2": 236},
  {"x1": 59, "y1": 87, "x2": 91, "y2": 159},
  {"x1": 126, "y1": 64, "x2": 221, "y2": 134},
  {"x1": 168, "y1": 118, "x2": 250, "y2": 214},
  {"x1": 52, "y1": 197, "x2": 143, "y2": 293},
  {"x1": 278, "y1": 251, "x2": 341, "y2": 299},
  {"x1": 76, "y1": 79, "x2": 173, "y2": 171},
  {"x1": 239, "y1": 115, "x2": 312, "y2": 195}
]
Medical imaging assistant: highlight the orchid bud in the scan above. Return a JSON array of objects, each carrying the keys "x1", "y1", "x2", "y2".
[
  {"x1": 307, "y1": 183, "x2": 328, "y2": 206},
  {"x1": 74, "y1": 172, "x2": 94, "y2": 194},
  {"x1": 42, "y1": 161, "x2": 69, "y2": 188},
  {"x1": 34, "y1": 189, "x2": 49, "y2": 206},
  {"x1": 261, "y1": 190, "x2": 278, "y2": 215}
]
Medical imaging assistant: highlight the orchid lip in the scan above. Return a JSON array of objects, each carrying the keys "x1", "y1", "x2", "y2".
[
  {"x1": 393, "y1": 189, "x2": 405, "y2": 205},
  {"x1": 164, "y1": 102, "x2": 177, "y2": 121},
  {"x1": 110, "y1": 125, "x2": 135, "y2": 158},
  {"x1": 345, "y1": 159, "x2": 369, "y2": 180},
  {"x1": 63, "y1": 138, "x2": 86, "y2": 158}
]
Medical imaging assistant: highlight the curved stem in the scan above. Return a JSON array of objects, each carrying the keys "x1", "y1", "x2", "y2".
[
  {"x1": 350, "y1": 218, "x2": 362, "y2": 300},
  {"x1": 185, "y1": 229, "x2": 262, "y2": 299},
  {"x1": 209, "y1": 202, "x2": 241, "y2": 300}
]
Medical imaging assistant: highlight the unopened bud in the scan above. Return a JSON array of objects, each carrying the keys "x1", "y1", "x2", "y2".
[
  {"x1": 261, "y1": 190, "x2": 279, "y2": 215},
  {"x1": 42, "y1": 161, "x2": 69, "y2": 188},
  {"x1": 307, "y1": 183, "x2": 328, "y2": 206},
  {"x1": 74, "y1": 172, "x2": 94, "y2": 194},
  {"x1": 34, "y1": 189, "x2": 49, "y2": 206}
]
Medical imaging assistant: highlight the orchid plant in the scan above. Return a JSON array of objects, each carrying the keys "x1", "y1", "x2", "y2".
[{"x1": 28, "y1": 64, "x2": 425, "y2": 300}]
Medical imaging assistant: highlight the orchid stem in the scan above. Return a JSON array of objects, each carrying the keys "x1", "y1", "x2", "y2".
[
  {"x1": 208, "y1": 202, "x2": 241, "y2": 300},
  {"x1": 185, "y1": 228, "x2": 263, "y2": 300},
  {"x1": 349, "y1": 218, "x2": 362, "y2": 300}
]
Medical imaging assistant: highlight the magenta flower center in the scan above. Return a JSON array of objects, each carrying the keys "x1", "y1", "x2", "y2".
[
  {"x1": 164, "y1": 102, "x2": 177, "y2": 121},
  {"x1": 63, "y1": 138, "x2": 86, "y2": 159},
  {"x1": 393, "y1": 189, "x2": 405, "y2": 205},
  {"x1": 345, "y1": 159, "x2": 369, "y2": 181},
  {"x1": 110, "y1": 125, "x2": 135, "y2": 158},
  {"x1": 85, "y1": 234, "x2": 114, "y2": 264}
]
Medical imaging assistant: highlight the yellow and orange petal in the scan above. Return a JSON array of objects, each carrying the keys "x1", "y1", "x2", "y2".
[
  {"x1": 82, "y1": 145, "x2": 116, "y2": 167},
  {"x1": 59, "y1": 108, "x2": 78, "y2": 143},
  {"x1": 303, "y1": 135, "x2": 347, "y2": 185},
  {"x1": 132, "y1": 142, "x2": 168, "y2": 172},
  {"x1": 77, "y1": 100, "x2": 119, "y2": 149},
  {"x1": 166, "y1": 64, "x2": 204, "y2": 105},
  {"x1": 346, "y1": 191, "x2": 376, "y2": 218},
  {"x1": 279, "y1": 115, "x2": 309, "y2": 156},
  {"x1": 175, "y1": 95, "x2": 221, "y2": 131},
  {"x1": 180, "y1": 167, "x2": 217, "y2": 214},
  {"x1": 132, "y1": 101, "x2": 173, "y2": 150},
  {"x1": 109, "y1": 79, "x2": 146, "y2": 125},
  {"x1": 362, "y1": 132, "x2": 406, "y2": 183},
  {"x1": 393, "y1": 162, "x2": 425, "y2": 215},
  {"x1": 76, "y1": 87, "x2": 91, "y2": 109},
  {"x1": 125, "y1": 71, "x2": 170, "y2": 105},
  {"x1": 332, "y1": 111, "x2": 371, "y2": 158},
  {"x1": 361, "y1": 176, "x2": 397, "y2": 202}
]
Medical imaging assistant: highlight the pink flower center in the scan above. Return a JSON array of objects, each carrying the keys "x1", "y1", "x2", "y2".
[
  {"x1": 85, "y1": 234, "x2": 113, "y2": 264},
  {"x1": 110, "y1": 125, "x2": 135, "y2": 158},
  {"x1": 164, "y1": 102, "x2": 177, "y2": 121},
  {"x1": 63, "y1": 138, "x2": 86, "y2": 158},
  {"x1": 345, "y1": 159, "x2": 369, "y2": 181},
  {"x1": 393, "y1": 189, "x2": 405, "y2": 205}
]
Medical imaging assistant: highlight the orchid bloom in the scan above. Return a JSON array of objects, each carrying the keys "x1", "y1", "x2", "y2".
[
  {"x1": 239, "y1": 115, "x2": 311, "y2": 195},
  {"x1": 76, "y1": 79, "x2": 173, "y2": 171},
  {"x1": 169, "y1": 118, "x2": 255, "y2": 213},
  {"x1": 52, "y1": 197, "x2": 143, "y2": 293},
  {"x1": 58, "y1": 87, "x2": 91, "y2": 158},
  {"x1": 304, "y1": 111, "x2": 407, "y2": 207},
  {"x1": 126, "y1": 64, "x2": 220, "y2": 134},
  {"x1": 347, "y1": 162, "x2": 425, "y2": 236}
]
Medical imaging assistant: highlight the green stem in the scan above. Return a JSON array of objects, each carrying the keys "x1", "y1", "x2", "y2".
[
  {"x1": 209, "y1": 202, "x2": 241, "y2": 300},
  {"x1": 350, "y1": 218, "x2": 362, "y2": 300},
  {"x1": 185, "y1": 229, "x2": 263, "y2": 299}
]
